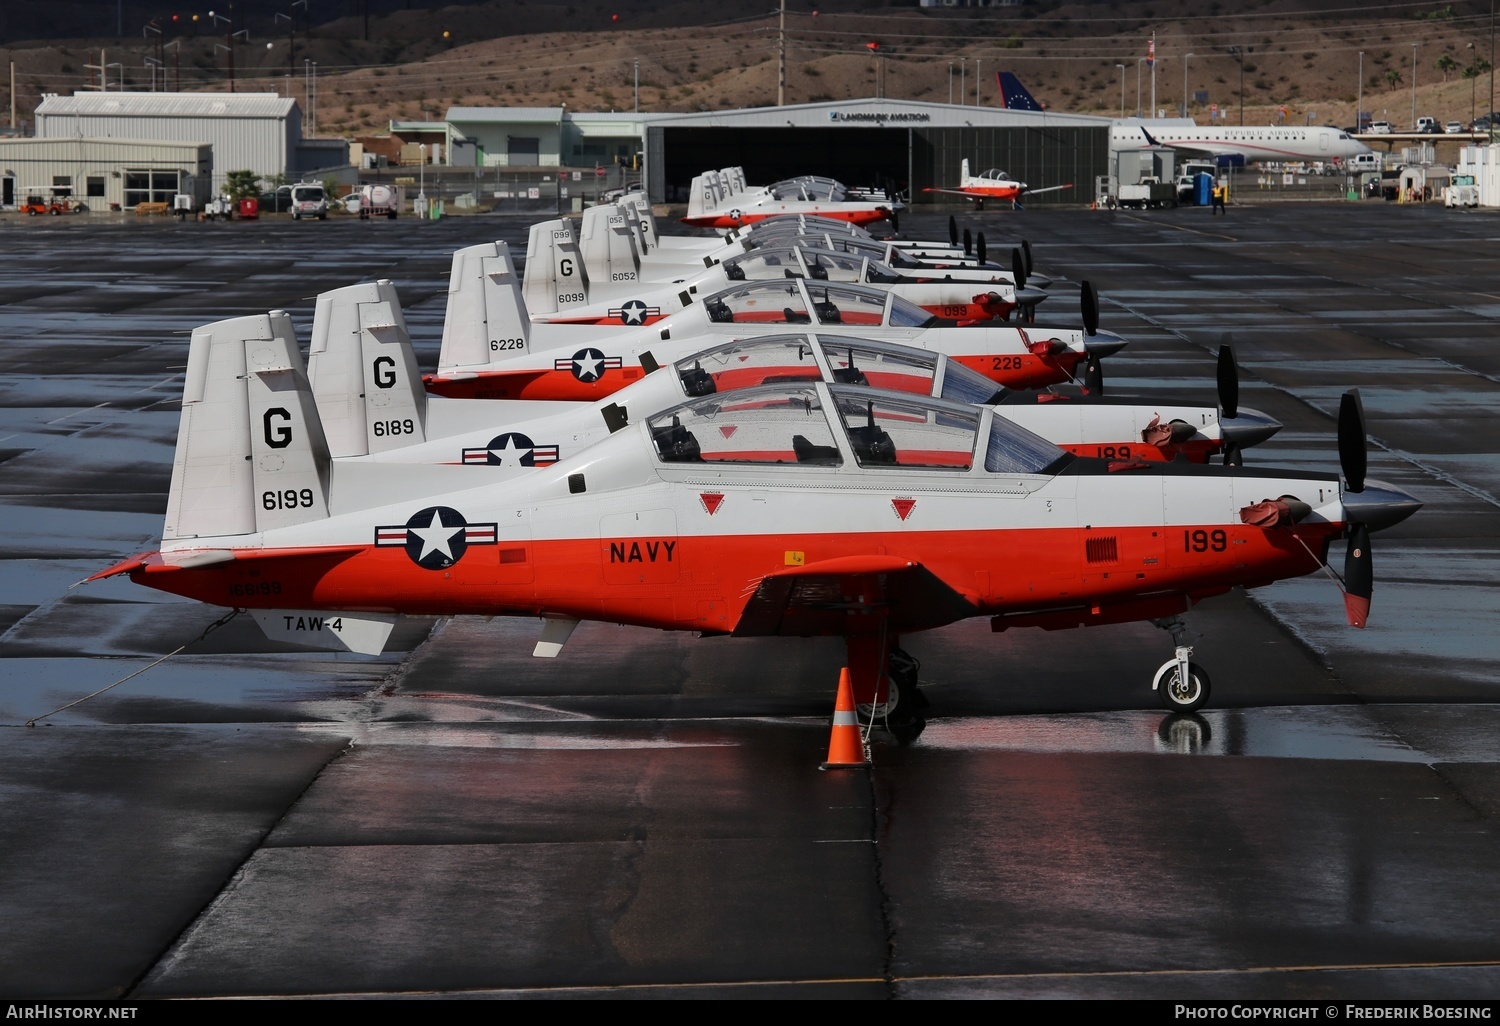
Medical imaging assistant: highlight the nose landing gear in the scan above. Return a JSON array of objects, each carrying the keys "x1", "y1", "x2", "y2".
[{"x1": 1150, "y1": 615, "x2": 1212, "y2": 712}]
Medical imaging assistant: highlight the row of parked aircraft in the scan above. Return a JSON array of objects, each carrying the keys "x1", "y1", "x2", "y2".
[{"x1": 89, "y1": 178, "x2": 1418, "y2": 747}]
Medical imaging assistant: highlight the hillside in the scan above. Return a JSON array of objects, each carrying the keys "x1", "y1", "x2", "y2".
[{"x1": 2, "y1": 1, "x2": 1497, "y2": 138}]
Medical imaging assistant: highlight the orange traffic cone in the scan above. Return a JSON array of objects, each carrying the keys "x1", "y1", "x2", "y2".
[{"x1": 820, "y1": 667, "x2": 868, "y2": 770}]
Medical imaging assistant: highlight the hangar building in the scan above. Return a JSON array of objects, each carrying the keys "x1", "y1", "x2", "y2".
[
  {"x1": 441, "y1": 98, "x2": 1111, "y2": 206},
  {"x1": 0, "y1": 137, "x2": 212, "y2": 210}
]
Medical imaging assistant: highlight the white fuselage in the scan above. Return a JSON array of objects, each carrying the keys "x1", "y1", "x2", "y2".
[{"x1": 1111, "y1": 120, "x2": 1373, "y2": 165}]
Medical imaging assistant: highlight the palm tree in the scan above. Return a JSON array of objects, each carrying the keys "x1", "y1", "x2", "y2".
[
  {"x1": 1384, "y1": 68, "x2": 1403, "y2": 88},
  {"x1": 1438, "y1": 54, "x2": 1459, "y2": 82}
]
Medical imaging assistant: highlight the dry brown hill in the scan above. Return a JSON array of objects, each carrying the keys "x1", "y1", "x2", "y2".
[{"x1": 3, "y1": 1, "x2": 1497, "y2": 136}]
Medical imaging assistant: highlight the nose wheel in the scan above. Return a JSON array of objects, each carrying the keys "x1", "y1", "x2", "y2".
[{"x1": 1150, "y1": 615, "x2": 1212, "y2": 712}]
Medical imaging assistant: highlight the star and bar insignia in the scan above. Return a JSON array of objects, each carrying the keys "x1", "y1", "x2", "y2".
[
  {"x1": 375, "y1": 506, "x2": 498, "y2": 570},
  {"x1": 554, "y1": 347, "x2": 624, "y2": 382},
  {"x1": 461, "y1": 432, "x2": 560, "y2": 467}
]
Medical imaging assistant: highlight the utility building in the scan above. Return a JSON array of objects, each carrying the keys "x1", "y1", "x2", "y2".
[{"x1": 0, "y1": 137, "x2": 212, "y2": 210}]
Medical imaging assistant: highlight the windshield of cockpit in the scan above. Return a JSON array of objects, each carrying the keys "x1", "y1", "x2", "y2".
[{"x1": 985, "y1": 414, "x2": 1072, "y2": 475}]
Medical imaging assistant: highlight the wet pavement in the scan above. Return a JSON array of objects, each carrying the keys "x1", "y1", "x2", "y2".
[{"x1": 2, "y1": 204, "x2": 1498, "y2": 999}]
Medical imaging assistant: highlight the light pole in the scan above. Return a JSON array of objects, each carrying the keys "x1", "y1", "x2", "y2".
[
  {"x1": 1469, "y1": 43, "x2": 1477, "y2": 126},
  {"x1": 1411, "y1": 43, "x2": 1419, "y2": 129},
  {"x1": 1116, "y1": 63, "x2": 1125, "y2": 118},
  {"x1": 1228, "y1": 46, "x2": 1246, "y2": 126},
  {"x1": 633, "y1": 58, "x2": 639, "y2": 112},
  {"x1": 959, "y1": 57, "x2": 965, "y2": 106},
  {"x1": 1358, "y1": 51, "x2": 1364, "y2": 130},
  {"x1": 949, "y1": 61, "x2": 954, "y2": 105},
  {"x1": 1183, "y1": 53, "x2": 1195, "y2": 117},
  {"x1": 976, "y1": 58, "x2": 982, "y2": 105},
  {"x1": 1137, "y1": 57, "x2": 1146, "y2": 118}
]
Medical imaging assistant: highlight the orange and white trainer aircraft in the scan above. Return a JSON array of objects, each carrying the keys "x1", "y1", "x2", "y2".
[
  {"x1": 423, "y1": 242, "x2": 1124, "y2": 402},
  {"x1": 89, "y1": 310, "x2": 1418, "y2": 728},
  {"x1": 304, "y1": 278, "x2": 1279, "y2": 470},
  {"x1": 924, "y1": 159, "x2": 1075, "y2": 209}
]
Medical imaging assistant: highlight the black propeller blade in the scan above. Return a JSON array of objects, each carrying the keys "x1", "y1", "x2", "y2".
[
  {"x1": 1217, "y1": 337, "x2": 1239, "y2": 420},
  {"x1": 1344, "y1": 523, "x2": 1373, "y2": 628},
  {"x1": 888, "y1": 207, "x2": 899, "y2": 234},
  {"x1": 1080, "y1": 280, "x2": 1099, "y2": 337},
  {"x1": 962, "y1": 228, "x2": 973, "y2": 256},
  {"x1": 1022, "y1": 239, "x2": 1034, "y2": 276},
  {"x1": 1083, "y1": 355, "x2": 1104, "y2": 394},
  {"x1": 1011, "y1": 248, "x2": 1026, "y2": 290},
  {"x1": 948, "y1": 215, "x2": 958, "y2": 247},
  {"x1": 1338, "y1": 389, "x2": 1367, "y2": 493},
  {"x1": 977, "y1": 232, "x2": 987, "y2": 266}
]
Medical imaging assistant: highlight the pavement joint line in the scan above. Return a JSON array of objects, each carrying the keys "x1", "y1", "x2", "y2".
[{"x1": 124, "y1": 735, "x2": 359, "y2": 1000}]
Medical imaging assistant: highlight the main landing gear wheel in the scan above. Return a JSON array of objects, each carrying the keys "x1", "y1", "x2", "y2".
[
  {"x1": 1153, "y1": 660, "x2": 1211, "y2": 713},
  {"x1": 854, "y1": 647, "x2": 928, "y2": 741}
]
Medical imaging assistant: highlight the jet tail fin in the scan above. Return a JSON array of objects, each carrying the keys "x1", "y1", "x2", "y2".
[
  {"x1": 522, "y1": 219, "x2": 590, "y2": 315},
  {"x1": 620, "y1": 192, "x2": 657, "y2": 253},
  {"x1": 437, "y1": 242, "x2": 532, "y2": 373},
  {"x1": 578, "y1": 203, "x2": 641, "y2": 286},
  {"x1": 997, "y1": 71, "x2": 1045, "y2": 112},
  {"x1": 307, "y1": 280, "x2": 427, "y2": 458},
  {"x1": 1140, "y1": 125, "x2": 1163, "y2": 147},
  {"x1": 164, "y1": 312, "x2": 331, "y2": 542}
]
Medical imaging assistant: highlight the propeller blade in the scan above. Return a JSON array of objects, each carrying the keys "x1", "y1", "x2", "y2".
[
  {"x1": 1338, "y1": 389, "x2": 1367, "y2": 493},
  {"x1": 1080, "y1": 280, "x2": 1099, "y2": 337},
  {"x1": 1217, "y1": 336, "x2": 1239, "y2": 420},
  {"x1": 889, "y1": 207, "x2": 899, "y2": 234},
  {"x1": 948, "y1": 215, "x2": 958, "y2": 247},
  {"x1": 1083, "y1": 355, "x2": 1104, "y2": 394},
  {"x1": 1343, "y1": 523, "x2": 1373, "y2": 628},
  {"x1": 1022, "y1": 239, "x2": 1034, "y2": 275},
  {"x1": 977, "y1": 232, "x2": 987, "y2": 266},
  {"x1": 1010, "y1": 248, "x2": 1026, "y2": 290},
  {"x1": 963, "y1": 228, "x2": 973, "y2": 256}
]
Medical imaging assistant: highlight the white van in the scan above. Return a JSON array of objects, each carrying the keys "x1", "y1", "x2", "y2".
[
  {"x1": 1349, "y1": 152, "x2": 1382, "y2": 172},
  {"x1": 290, "y1": 183, "x2": 329, "y2": 221}
]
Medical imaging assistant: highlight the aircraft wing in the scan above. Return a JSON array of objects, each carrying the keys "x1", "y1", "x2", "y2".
[
  {"x1": 920, "y1": 187, "x2": 984, "y2": 199},
  {"x1": 732, "y1": 554, "x2": 978, "y2": 637}
]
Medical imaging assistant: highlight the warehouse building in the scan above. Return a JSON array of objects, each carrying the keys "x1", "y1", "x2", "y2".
[{"x1": 33, "y1": 92, "x2": 347, "y2": 193}]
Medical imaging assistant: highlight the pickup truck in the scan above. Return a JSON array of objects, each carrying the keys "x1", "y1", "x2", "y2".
[{"x1": 1116, "y1": 177, "x2": 1178, "y2": 209}]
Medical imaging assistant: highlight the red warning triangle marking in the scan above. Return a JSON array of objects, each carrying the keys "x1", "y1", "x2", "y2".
[
  {"x1": 700, "y1": 492, "x2": 725, "y2": 515},
  {"x1": 718, "y1": 425, "x2": 738, "y2": 438},
  {"x1": 891, "y1": 497, "x2": 916, "y2": 521}
]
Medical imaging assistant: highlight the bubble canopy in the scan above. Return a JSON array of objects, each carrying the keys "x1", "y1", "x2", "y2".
[{"x1": 647, "y1": 382, "x2": 1067, "y2": 475}]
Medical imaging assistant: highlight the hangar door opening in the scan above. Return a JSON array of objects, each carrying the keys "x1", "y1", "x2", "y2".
[{"x1": 660, "y1": 127, "x2": 909, "y2": 203}]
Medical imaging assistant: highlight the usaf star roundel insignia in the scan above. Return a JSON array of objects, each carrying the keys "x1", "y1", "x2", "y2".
[
  {"x1": 461, "y1": 432, "x2": 559, "y2": 467},
  {"x1": 375, "y1": 506, "x2": 498, "y2": 570},
  {"x1": 553, "y1": 348, "x2": 624, "y2": 383}
]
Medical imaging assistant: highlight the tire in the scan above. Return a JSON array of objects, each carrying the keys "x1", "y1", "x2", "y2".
[
  {"x1": 387, "y1": 211, "x2": 397, "y2": 220},
  {"x1": 1154, "y1": 659, "x2": 1211, "y2": 712}
]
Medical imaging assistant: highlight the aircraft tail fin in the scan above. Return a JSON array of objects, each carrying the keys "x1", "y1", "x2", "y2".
[
  {"x1": 578, "y1": 203, "x2": 641, "y2": 286},
  {"x1": 437, "y1": 241, "x2": 532, "y2": 373},
  {"x1": 307, "y1": 280, "x2": 427, "y2": 459},
  {"x1": 620, "y1": 192, "x2": 657, "y2": 253},
  {"x1": 997, "y1": 72, "x2": 1046, "y2": 112},
  {"x1": 164, "y1": 311, "x2": 331, "y2": 542},
  {"x1": 522, "y1": 219, "x2": 590, "y2": 315},
  {"x1": 961, "y1": 157, "x2": 971, "y2": 182},
  {"x1": 687, "y1": 173, "x2": 714, "y2": 220}
]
